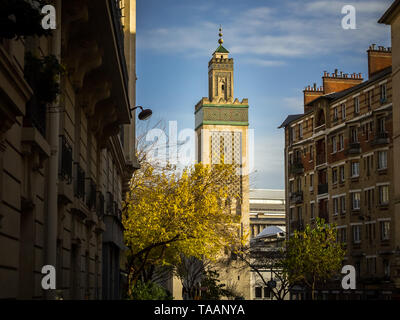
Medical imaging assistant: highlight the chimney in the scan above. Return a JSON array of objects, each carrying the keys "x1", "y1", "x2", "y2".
[
  {"x1": 322, "y1": 70, "x2": 363, "y2": 94},
  {"x1": 367, "y1": 44, "x2": 392, "y2": 78},
  {"x1": 303, "y1": 83, "x2": 324, "y2": 113}
]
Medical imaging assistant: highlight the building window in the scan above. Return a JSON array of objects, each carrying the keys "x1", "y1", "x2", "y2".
[
  {"x1": 378, "y1": 151, "x2": 387, "y2": 170},
  {"x1": 310, "y1": 173, "x2": 314, "y2": 188},
  {"x1": 352, "y1": 225, "x2": 361, "y2": 243},
  {"x1": 255, "y1": 287, "x2": 262, "y2": 298},
  {"x1": 310, "y1": 145, "x2": 314, "y2": 160},
  {"x1": 367, "y1": 257, "x2": 377, "y2": 274},
  {"x1": 289, "y1": 180, "x2": 294, "y2": 193},
  {"x1": 351, "y1": 162, "x2": 360, "y2": 177},
  {"x1": 354, "y1": 96, "x2": 360, "y2": 114},
  {"x1": 333, "y1": 107, "x2": 338, "y2": 121},
  {"x1": 332, "y1": 168, "x2": 338, "y2": 184},
  {"x1": 380, "y1": 221, "x2": 390, "y2": 240},
  {"x1": 290, "y1": 208, "x2": 294, "y2": 221},
  {"x1": 311, "y1": 203, "x2": 315, "y2": 219},
  {"x1": 332, "y1": 136, "x2": 337, "y2": 153},
  {"x1": 350, "y1": 127, "x2": 358, "y2": 143},
  {"x1": 383, "y1": 259, "x2": 390, "y2": 278},
  {"x1": 340, "y1": 196, "x2": 346, "y2": 214},
  {"x1": 380, "y1": 84, "x2": 387, "y2": 103},
  {"x1": 333, "y1": 198, "x2": 339, "y2": 215},
  {"x1": 378, "y1": 117, "x2": 386, "y2": 133},
  {"x1": 341, "y1": 104, "x2": 346, "y2": 119},
  {"x1": 352, "y1": 192, "x2": 361, "y2": 210},
  {"x1": 379, "y1": 185, "x2": 389, "y2": 205},
  {"x1": 340, "y1": 228, "x2": 347, "y2": 243},
  {"x1": 339, "y1": 165, "x2": 345, "y2": 182},
  {"x1": 339, "y1": 134, "x2": 344, "y2": 150},
  {"x1": 299, "y1": 123, "x2": 303, "y2": 138},
  {"x1": 264, "y1": 287, "x2": 272, "y2": 299}
]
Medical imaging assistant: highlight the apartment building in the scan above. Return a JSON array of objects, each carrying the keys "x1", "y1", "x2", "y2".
[
  {"x1": 249, "y1": 189, "x2": 285, "y2": 239},
  {"x1": 379, "y1": 0, "x2": 400, "y2": 298},
  {"x1": 279, "y1": 46, "x2": 400, "y2": 299},
  {"x1": 0, "y1": 0, "x2": 138, "y2": 299}
]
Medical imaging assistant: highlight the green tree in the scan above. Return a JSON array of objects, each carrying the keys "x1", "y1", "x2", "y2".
[{"x1": 284, "y1": 218, "x2": 345, "y2": 300}]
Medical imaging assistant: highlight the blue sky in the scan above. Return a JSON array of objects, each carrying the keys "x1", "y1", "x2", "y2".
[{"x1": 136, "y1": 0, "x2": 392, "y2": 189}]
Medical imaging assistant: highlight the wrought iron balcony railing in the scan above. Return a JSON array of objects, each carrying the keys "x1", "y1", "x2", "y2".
[
  {"x1": 370, "y1": 131, "x2": 389, "y2": 146},
  {"x1": 289, "y1": 191, "x2": 303, "y2": 204},
  {"x1": 289, "y1": 161, "x2": 304, "y2": 175},
  {"x1": 59, "y1": 136, "x2": 73, "y2": 184},
  {"x1": 346, "y1": 142, "x2": 361, "y2": 155}
]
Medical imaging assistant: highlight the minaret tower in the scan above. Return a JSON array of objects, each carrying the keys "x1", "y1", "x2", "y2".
[{"x1": 194, "y1": 27, "x2": 250, "y2": 299}]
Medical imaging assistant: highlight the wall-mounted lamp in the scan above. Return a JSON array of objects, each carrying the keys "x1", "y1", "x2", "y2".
[{"x1": 130, "y1": 106, "x2": 152, "y2": 120}]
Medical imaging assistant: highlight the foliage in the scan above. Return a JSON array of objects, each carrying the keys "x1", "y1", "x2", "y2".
[
  {"x1": 123, "y1": 161, "x2": 245, "y2": 293},
  {"x1": 127, "y1": 280, "x2": 173, "y2": 300},
  {"x1": 24, "y1": 52, "x2": 65, "y2": 105},
  {"x1": 0, "y1": 0, "x2": 53, "y2": 39},
  {"x1": 284, "y1": 217, "x2": 345, "y2": 299},
  {"x1": 200, "y1": 269, "x2": 239, "y2": 300}
]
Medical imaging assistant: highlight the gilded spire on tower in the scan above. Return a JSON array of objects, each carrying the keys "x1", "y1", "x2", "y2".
[{"x1": 218, "y1": 26, "x2": 223, "y2": 45}]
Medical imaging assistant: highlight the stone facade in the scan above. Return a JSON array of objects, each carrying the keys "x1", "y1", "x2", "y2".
[
  {"x1": 0, "y1": 0, "x2": 138, "y2": 299},
  {"x1": 280, "y1": 45, "x2": 400, "y2": 299}
]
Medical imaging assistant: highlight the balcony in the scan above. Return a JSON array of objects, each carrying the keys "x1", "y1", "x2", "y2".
[
  {"x1": 289, "y1": 191, "x2": 304, "y2": 204},
  {"x1": 318, "y1": 183, "x2": 328, "y2": 195},
  {"x1": 370, "y1": 131, "x2": 390, "y2": 146},
  {"x1": 59, "y1": 136, "x2": 73, "y2": 184},
  {"x1": 74, "y1": 163, "x2": 85, "y2": 200},
  {"x1": 289, "y1": 161, "x2": 304, "y2": 175},
  {"x1": 346, "y1": 142, "x2": 361, "y2": 155}
]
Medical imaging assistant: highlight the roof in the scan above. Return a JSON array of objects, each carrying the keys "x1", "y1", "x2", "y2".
[
  {"x1": 255, "y1": 225, "x2": 286, "y2": 239},
  {"x1": 378, "y1": 0, "x2": 400, "y2": 24},
  {"x1": 305, "y1": 66, "x2": 392, "y2": 107},
  {"x1": 250, "y1": 189, "x2": 284, "y2": 200},
  {"x1": 278, "y1": 114, "x2": 304, "y2": 128},
  {"x1": 214, "y1": 45, "x2": 229, "y2": 53}
]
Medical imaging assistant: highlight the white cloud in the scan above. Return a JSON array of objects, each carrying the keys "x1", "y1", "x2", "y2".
[
  {"x1": 138, "y1": 0, "x2": 391, "y2": 63},
  {"x1": 242, "y1": 58, "x2": 286, "y2": 67}
]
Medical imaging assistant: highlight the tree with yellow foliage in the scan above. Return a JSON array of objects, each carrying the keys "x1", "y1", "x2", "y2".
[{"x1": 123, "y1": 160, "x2": 244, "y2": 296}]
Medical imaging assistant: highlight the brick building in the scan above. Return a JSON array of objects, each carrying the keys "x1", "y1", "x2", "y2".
[{"x1": 280, "y1": 45, "x2": 400, "y2": 299}]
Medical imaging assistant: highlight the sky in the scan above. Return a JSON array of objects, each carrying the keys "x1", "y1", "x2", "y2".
[{"x1": 136, "y1": 0, "x2": 392, "y2": 190}]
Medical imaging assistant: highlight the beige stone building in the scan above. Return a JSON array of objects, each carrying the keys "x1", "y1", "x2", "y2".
[
  {"x1": 280, "y1": 44, "x2": 400, "y2": 299},
  {"x1": 0, "y1": 0, "x2": 139, "y2": 299},
  {"x1": 194, "y1": 30, "x2": 251, "y2": 299}
]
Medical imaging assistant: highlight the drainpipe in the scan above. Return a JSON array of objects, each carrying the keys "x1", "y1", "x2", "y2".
[{"x1": 44, "y1": 0, "x2": 61, "y2": 300}]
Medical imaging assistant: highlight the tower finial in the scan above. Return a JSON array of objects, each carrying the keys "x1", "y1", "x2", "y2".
[{"x1": 218, "y1": 25, "x2": 223, "y2": 45}]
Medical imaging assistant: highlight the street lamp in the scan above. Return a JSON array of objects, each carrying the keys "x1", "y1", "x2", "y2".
[{"x1": 129, "y1": 106, "x2": 152, "y2": 120}]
